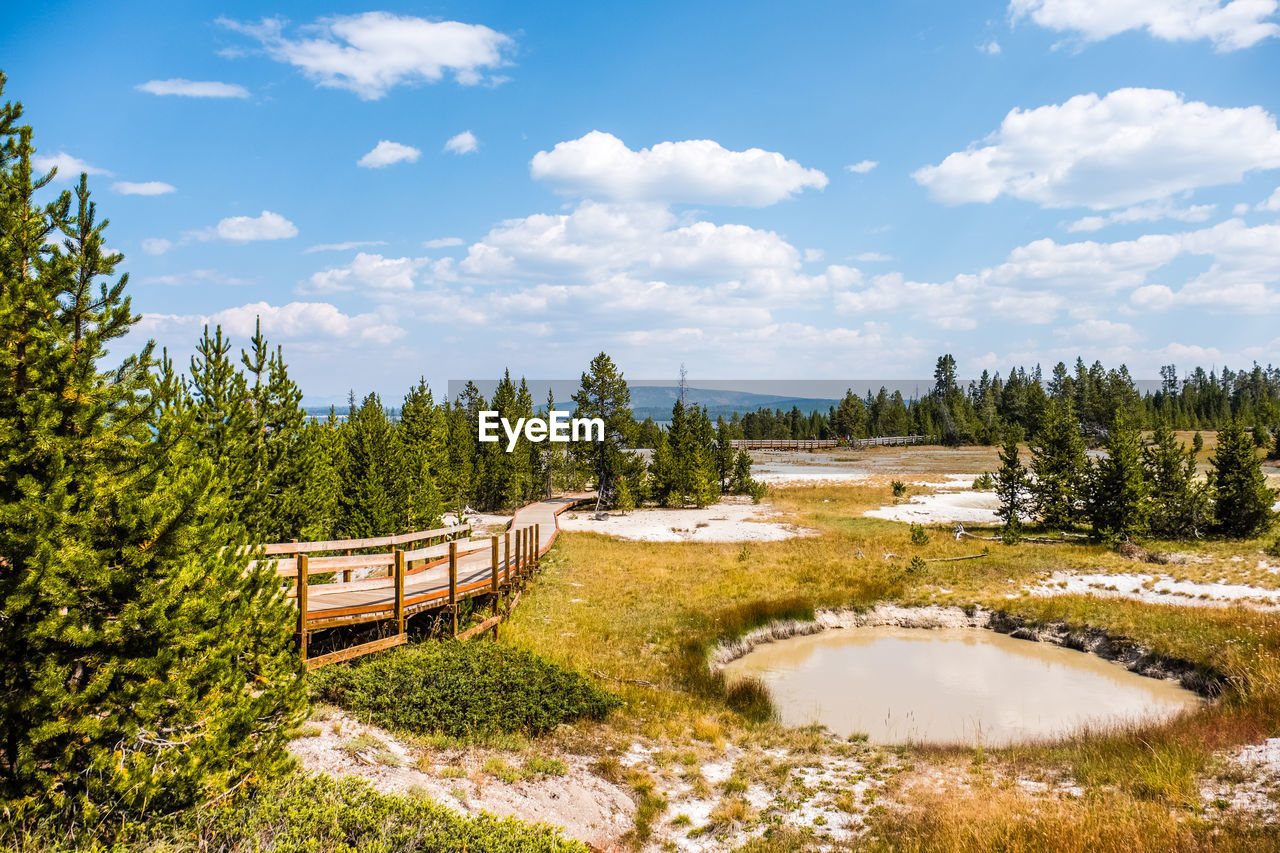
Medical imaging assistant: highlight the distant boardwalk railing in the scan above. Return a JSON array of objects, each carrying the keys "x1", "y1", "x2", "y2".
[
  {"x1": 249, "y1": 493, "x2": 593, "y2": 668},
  {"x1": 730, "y1": 435, "x2": 925, "y2": 451}
]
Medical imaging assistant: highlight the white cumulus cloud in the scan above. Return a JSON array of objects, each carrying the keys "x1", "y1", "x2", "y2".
[
  {"x1": 1259, "y1": 186, "x2": 1280, "y2": 210},
  {"x1": 136, "y1": 79, "x2": 250, "y2": 98},
  {"x1": 358, "y1": 140, "x2": 421, "y2": 168},
  {"x1": 113, "y1": 181, "x2": 176, "y2": 195},
  {"x1": 139, "y1": 301, "x2": 404, "y2": 344},
  {"x1": 32, "y1": 152, "x2": 111, "y2": 181},
  {"x1": 444, "y1": 131, "x2": 478, "y2": 154},
  {"x1": 845, "y1": 160, "x2": 878, "y2": 174},
  {"x1": 219, "y1": 13, "x2": 514, "y2": 100},
  {"x1": 304, "y1": 253, "x2": 427, "y2": 294},
  {"x1": 1067, "y1": 201, "x2": 1217, "y2": 231},
  {"x1": 1009, "y1": 0, "x2": 1280, "y2": 51},
  {"x1": 141, "y1": 238, "x2": 172, "y2": 255},
  {"x1": 190, "y1": 210, "x2": 298, "y2": 243},
  {"x1": 424, "y1": 237, "x2": 465, "y2": 248},
  {"x1": 304, "y1": 240, "x2": 388, "y2": 254},
  {"x1": 914, "y1": 88, "x2": 1280, "y2": 209},
  {"x1": 530, "y1": 131, "x2": 828, "y2": 206}
]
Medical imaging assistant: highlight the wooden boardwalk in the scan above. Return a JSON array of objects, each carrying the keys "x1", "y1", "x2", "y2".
[
  {"x1": 730, "y1": 435, "x2": 925, "y2": 451},
  {"x1": 252, "y1": 493, "x2": 593, "y2": 667}
]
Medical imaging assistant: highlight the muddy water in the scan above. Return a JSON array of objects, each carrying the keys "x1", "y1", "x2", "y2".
[{"x1": 723, "y1": 627, "x2": 1202, "y2": 746}]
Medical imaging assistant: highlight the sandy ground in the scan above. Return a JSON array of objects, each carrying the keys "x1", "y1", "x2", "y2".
[
  {"x1": 288, "y1": 708, "x2": 902, "y2": 852},
  {"x1": 864, "y1": 474, "x2": 1003, "y2": 525},
  {"x1": 289, "y1": 710, "x2": 634, "y2": 849},
  {"x1": 1202, "y1": 738, "x2": 1280, "y2": 824},
  {"x1": 621, "y1": 739, "x2": 898, "y2": 852},
  {"x1": 1026, "y1": 571, "x2": 1280, "y2": 609},
  {"x1": 751, "y1": 446, "x2": 1000, "y2": 487},
  {"x1": 558, "y1": 497, "x2": 815, "y2": 542}
]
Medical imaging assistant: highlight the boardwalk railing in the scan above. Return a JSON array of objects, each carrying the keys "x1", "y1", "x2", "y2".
[
  {"x1": 729, "y1": 435, "x2": 925, "y2": 451},
  {"x1": 252, "y1": 494, "x2": 591, "y2": 668}
]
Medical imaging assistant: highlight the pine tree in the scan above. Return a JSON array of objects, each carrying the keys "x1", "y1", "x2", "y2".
[
  {"x1": 1210, "y1": 417, "x2": 1277, "y2": 538},
  {"x1": 337, "y1": 392, "x2": 401, "y2": 536},
  {"x1": 187, "y1": 324, "x2": 255, "y2": 535},
  {"x1": 649, "y1": 433, "x2": 675, "y2": 506},
  {"x1": 1144, "y1": 419, "x2": 1208, "y2": 538},
  {"x1": 832, "y1": 389, "x2": 867, "y2": 440},
  {"x1": 1087, "y1": 411, "x2": 1149, "y2": 539},
  {"x1": 730, "y1": 450, "x2": 755, "y2": 494},
  {"x1": 0, "y1": 87, "x2": 302, "y2": 828},
  {"x1": 995, "y1": 432, "x2": 1030, "y2": 544},
  {"x1": 1030, "y1": 399, "x2": 1087, "y2": 530},
  {"x1": 398, "y1": 379, "x2": 444, "y2": 530},
  {"x1": 614, "y1": 476, "x2": 636, "y2": 513},
  {"x1": 714, "y1": 418, "x2": 735, "y2": 490},
  {"x1": 572, "y1": 352, "x2": 637, "y2": 506}
]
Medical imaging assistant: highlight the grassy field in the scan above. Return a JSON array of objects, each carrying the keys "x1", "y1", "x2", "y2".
[{"x1": 494, "y1": 447, "x2": 1280, "y2": 850}]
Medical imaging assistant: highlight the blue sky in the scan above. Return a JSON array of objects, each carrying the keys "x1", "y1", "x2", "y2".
[{"x1": 4, "y1": 0, "x2": 1280, "y2": 403}]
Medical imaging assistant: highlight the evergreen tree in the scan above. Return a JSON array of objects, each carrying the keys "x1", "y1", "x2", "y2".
[
  {"x1": 832, "y1": 389, "x2": 867, "y2": 439},
  {"x1": 1210, "y1": 417, "x2": 1277, "y2": 538},
  {"x1": 730, "y1": 450, "x2": 756, "y2": 494},
  {"x1": 0, "y1": 87, "x2": 302, "y2": 827},
  {"x1": 995, "y1": 433, "x2": 1030, "y2": 543},
  {"x1": 714, "y1": 418, "x2": 735, "y2": 490},
  {"x1": 337, "y1": 392, "x2": 401, "y2": 536},
  {"x1": 614, "y1": 475, "x2": 636, "y2": 514},
  {"x1": 572, "y1": 352, "x2": 637, "y2": 506},
  {"x1": 297, "y1": 412, "x2": 341, "y2": 540},
  {"x1": 1086, "y1": 411, "x2": 1149, "y2": 539},
  {"x1": 1144, "y1": 419, "x2": 1208, "y2": 539},
  {"x1": 1029, "y1": 399, "x2": 1087, "y2": 530},
  {"x1": 398, "y1": 379, "x2": 444, "y2": 530}
]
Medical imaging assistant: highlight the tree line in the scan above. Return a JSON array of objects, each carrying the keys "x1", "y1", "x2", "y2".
[
  {"x1": 703, "y1": 354, "x2": 1280, "y2": 447},
  {"x1": 993, "y1": 407, "x2": 1276, "y2": 544}
]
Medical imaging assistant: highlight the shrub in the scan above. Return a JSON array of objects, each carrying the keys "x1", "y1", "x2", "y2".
[
  {"x1": 891, "y1": 479, "x2": 907, "y2": 497},
  {"x1": 972, "y1": 471, "x2": 995, "y2": 490},
  {"x1": 309, "y1": 642, "x2": 621, "y2": 738},
  {"x1": 205, "y1": 772, "x2": 584, "y2": 852},
  {"x1": 909, "y1": 523, "x2": 930, "y2": 546}
]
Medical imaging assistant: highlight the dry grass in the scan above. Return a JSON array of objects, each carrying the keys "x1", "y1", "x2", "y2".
[{"x1": 496, "y1": 446, "x2": 1280, "y2": 850}]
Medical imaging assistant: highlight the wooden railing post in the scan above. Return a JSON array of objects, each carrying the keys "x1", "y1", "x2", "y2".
[
  {"x1": 342, "y1": 547, "x2": 352, "y2": 584},
  {"x1": 490, "y1": 535, "x2": 501, "y2": 638},
  {"x1": 448, "y1": 541, "x2": 458, "y2": 637},
  {"x1": 394, "y1": 548, "x2": 406, "y2": 636},
  {"x1": 525, "y1": 526, "x2": 533, "y2": 575},
  {"x1": 504, "y1": 531, "x2": 512, "y2": 586},
  {"x1": 297, "y1": 554, "x2": 309, "y2": 661},
  {"x1": 534, "y1": 524, "x2": 541, "y2": 569},
  {"x1": 514, "y1": 528, "x2": 523, "y2": 586}
]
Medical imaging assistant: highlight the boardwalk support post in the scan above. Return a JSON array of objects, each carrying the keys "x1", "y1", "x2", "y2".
[
  {"x1": 448, "y1": 541, "x2": 458, "y2": 637},
  {"x1": 394, "y1": 548, "x2": 406, "y2": 636},
  {"x1": 514, "y1": 529, "x2": 523, "y2": 587},
  {"x1": 534, "y1": 524, "x2": 541, "y2": 569},
  {"x1": 297, "y1": 554, "x2": 309, "y2": 661},
  {"x1": 490, "y1": 535, "x2": 501, "y2": 638}
]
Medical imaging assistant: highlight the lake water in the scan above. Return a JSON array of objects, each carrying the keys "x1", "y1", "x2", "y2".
[{"x1": 722, "y1": 626, "x2": 1202, "y2": 746}]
